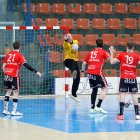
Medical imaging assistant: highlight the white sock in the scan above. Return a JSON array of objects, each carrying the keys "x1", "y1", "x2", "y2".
[
  {"x1": 4, "y1": 101, "x2": 9, "y2": 111},
  {"x1": 12, "y1": 102, "x2": 18, "y2": 113}
]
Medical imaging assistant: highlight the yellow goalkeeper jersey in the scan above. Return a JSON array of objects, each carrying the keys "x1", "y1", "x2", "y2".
[{"x1": 63, "y1": 40, "x2": 78, "y2": 61}]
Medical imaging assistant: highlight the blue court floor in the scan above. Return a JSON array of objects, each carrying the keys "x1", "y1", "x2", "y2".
[{"x1": 0, "y1": 95, "x2": 140, "y2": 133}]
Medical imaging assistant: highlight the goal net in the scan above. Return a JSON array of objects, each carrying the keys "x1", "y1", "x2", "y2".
[{"x1": 0, "y1": 25, "x2": 68, "y2": 96}]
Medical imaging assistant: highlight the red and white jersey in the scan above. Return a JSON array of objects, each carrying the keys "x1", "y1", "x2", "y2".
[
  {"x1": 116, "y1": 52, "x2": 140, "y2": 79},
  {"x1": 3, "y1": 50, "x2": 26, "y2": 77},
  {"x1": 84, "y1": 48, "x2": 110, "y2": 75}
]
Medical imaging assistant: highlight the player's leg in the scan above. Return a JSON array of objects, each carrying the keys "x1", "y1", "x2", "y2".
[
  {"x1": 129, "y1": 79, "x2": 140, "y2": 119},
  {"x1": 131, "y1": 93, "x2": 140, "y2": 119},
  {"x1": 3, "y1": 75, "x2": 12, "y2": 115},
  {"x1": 64, "y1": 59, "x2": 77, "y2": 78},
  {"x1": 116, "y1": 79, "x2": 128, "y2": 120},
  {"x1": 11, "y1": 77, "x2": 23, "y2": 116},
  {"x1": 94, "y1": 87, "x2": 108, "y2": 114},
  {"x1": 91, "y1": 87, "x2": 98, "y2": 109},
  {"x1": 71, "y1": 61, "x2": 80, "y2": 97},
  {"x1": 64, "y1": 59, "x2": 80, "y2": 101},
  {"x1": 88, "y1": 74, "x2": 99, "y2": 113},
  {"x1": 94, "y1": 75, "x2": 108, "y2": 114},
  {"x1": 118, "y1": 92, "x2": 126, "y2": 116},
  {"x1": 89, "y1": 87, "x2": 98, "y2": 113}
]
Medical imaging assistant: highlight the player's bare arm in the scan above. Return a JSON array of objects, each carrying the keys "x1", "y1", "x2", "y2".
[
  {"x1": 109, "y1": 46, "x2": 119, "y2": 64},
  {"x1": 2, "y1": 63, "x2": 6, "y2": 72},
  {"x1": 81, "y1": 61, "x2": 87, "y2": 77}
]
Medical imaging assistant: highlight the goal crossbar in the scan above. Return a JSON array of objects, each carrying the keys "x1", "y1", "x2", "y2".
[{"x1": 0, "y1": 26, "x2": 69, "y2": 33}]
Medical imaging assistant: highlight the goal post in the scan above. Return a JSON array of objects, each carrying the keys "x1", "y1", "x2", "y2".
[{"x1": 0, "y1": 25, "x2": 69, "y2": 96}]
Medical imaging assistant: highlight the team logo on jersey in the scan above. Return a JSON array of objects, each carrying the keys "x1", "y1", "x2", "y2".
[
  {"x1": 88, "y1": 74, "x2": 96, "y2": 80},
  {"x1": 131, "y1": 87, "x2": 138, "y2": 92},
  {"x1": 120, "y1": 88, "x2": 127, "y2": 92}
]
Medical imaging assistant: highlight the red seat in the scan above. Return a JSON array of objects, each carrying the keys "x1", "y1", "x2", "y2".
[
  {"x1": 72, "y1": 34, "x2": 84, "y2": 46},
  {"x1": 53, "y1": 70, "x2": 65, "y2": 78},
  {"x1": 68, "y1": 3, "x2": 82, "y2": 14},
  {"x1": 78, "y1": 51, "x2": 89, "y2": 62},
  {"x1": 133, "y1": 34, "x2": 140, "y2": 45},
  {"x1": 76, "y1": 18, "x2": 90, "y2": 29},
  {"x1": 107, "y1": 18, "x2": 121, "y2": 29},
  {"x1": 32, "y1": 18, "x2": 43, "y2": 26},
  {"x1": 61, "y1": 18, "x2": 75, "y2": 29},
  {"x1": 103, "y1": 69, "x2": 117, "y2": 77},
  {"x1": 92, "y1": 19, "x2": 105, "y2": 29},
  {"x1": 102, "y1": 34, "x2": 116, "y2": 46},
  {"x1": 84, "y1": 3, "x2": 97, "y2": 14},
  {"x1": 53, "y1": 3, "x2": 66, "y2": 14},
  {"x1": 37, "y1": 3, "x2": 51, "y2": 14},
  {"x1": 85, "y1": 34, "x2": 98, "y2": 46},
  {"x1": 117, "y1": 34, "x2": 130, "y2": 46},
  {"x1": 99, "y1": 3, "x2": 112, "y2": 14},
  {"x1": 138, "y1": 19, "x2": 140, "y2": 28},
  {"x1": 50, "y1": 51, "x2": 60, "y2": 63},
  {"x1": 53, "y1": 34, "x2": 64, "y2": 46},
  {"x1": 22, "y1": 3, "x2": 35, "y2": 13},
  {"x1": 114, "y1": 3, "x2": 128, "y2": 14},
  {"x1": 124, "y1": 18, "x2": 137, "y2": 29},
  {"x1": 38, "y1": 35, "x2": 52, "y2": 46},
  {"x1": 45, "y1": 18, "x2": 59, "y2": 26},
  {"x1": 130, "y1": 3, "x2": 140, "y2": 14}
]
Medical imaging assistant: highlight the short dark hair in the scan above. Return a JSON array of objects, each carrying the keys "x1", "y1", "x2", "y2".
[
  {"x1": 126, "y1": 43, "x2": 134, "y2": 50},
  {"x1": 13, "y1": 41, "x2": 20, "y2": 50},
  {"x1": 96, "y1": 39, "x2": 103, "y2": 48}
]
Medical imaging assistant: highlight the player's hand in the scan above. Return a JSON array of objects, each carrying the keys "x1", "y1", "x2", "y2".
[
  {"x1": 36, "y1": 72, "x2": 42, "y2": 77},
  {"x1": 109, "y1": 46, "x2": 115, "y2": 54}
]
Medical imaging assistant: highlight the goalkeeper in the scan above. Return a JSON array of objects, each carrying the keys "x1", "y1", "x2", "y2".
[{"x1": 63, "y1": 33, "x2": 80, "y2": 102}]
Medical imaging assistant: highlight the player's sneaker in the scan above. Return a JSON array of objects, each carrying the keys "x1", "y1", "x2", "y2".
[
  {"x1": 89, "y1": 108, "x2": 96, "y2": 114},
  {"x1": 72, "y1": 70, "x2": 77, "y2": 79},
  {"x1": 2, "y1": 110, "x2": 10, "y2": 115},
  {"x1": 135, "y1": 115, "x2": 140, "y2": 120},
  {"x1": 116, "y1": 114, "x2": 124, "y2": 120},
  {"x1": 70, "y1": 95, "x2": 79, "y2": 102},
  {"x1": 94, "y1": 106, "x2": 107, "y2": 114},
  {"x1": 11, "y1": 111, "x2": 23, "y2": 116}
]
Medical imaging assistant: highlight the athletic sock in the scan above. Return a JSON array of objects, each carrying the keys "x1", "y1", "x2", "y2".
[
  {"x1": 134, "y1": 105, "x2": 139, "y2": 115},
  {"x1": 91, "y1": 88, "x2": 98, "y2": 109},
  {"x1": 4, "y1": 96, "x2": 10, "y2": 111},
  {"x1": 12, "y1": 98, "x2": 18, "y2": 113},
  {"x1": 96, "y1": 99, "x2": 103, "y2": 108},
  {"x1": 119, "y1": 102, "x2": 125, "y2": 115}
]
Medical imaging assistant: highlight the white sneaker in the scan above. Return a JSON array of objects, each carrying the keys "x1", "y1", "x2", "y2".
[
  {"x1": 70, "y1": 95, "x2": 79, "y2": 102},
  {"x1": 94, "y1": 106, "x2": 107, "y2": 114},
  {"x1": 136, "y1": 115, "x2": 140, "y2": 120},
  {"x1": 3, "y1": 110, "x2": 10, "y2": 115},
  {"x1": 11, "y1": 111, "x2": 23, "y2": 116},
  {"x1": 89, "y1": 108, "x2": 97, "y2": 114}
]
